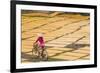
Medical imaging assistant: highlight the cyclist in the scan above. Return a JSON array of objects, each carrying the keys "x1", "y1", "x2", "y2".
[{"x1": 33, "y1": 33, "x2": 45, "y2": 59}]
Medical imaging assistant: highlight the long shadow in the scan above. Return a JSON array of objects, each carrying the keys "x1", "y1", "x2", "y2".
[
  {"x1": 21, "y1": 52, "x2": 66, "y2": 62},
  {"x1": 49, "y1": 43, "x2": 89, "y2": 58},
  {"x1": 64, "y1": 36, "x2": 90, "y2": 49},
  {"x1": 65, "y1": 44, "x2": 90, "y2": 49},
  {"x1": 50, "y1": 36, "x2": 89, "y2": 57},
  {"x1": 21, "y1": 52, "x2": 40, "y2": 62}
]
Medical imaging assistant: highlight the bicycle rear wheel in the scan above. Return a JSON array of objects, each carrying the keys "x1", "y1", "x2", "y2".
[{"x1": 42, "y1": 49, "x2": 48, "y2": 61}]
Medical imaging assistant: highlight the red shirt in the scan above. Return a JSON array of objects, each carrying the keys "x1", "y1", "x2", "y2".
[{"x1": 35, "y1": 36, "x2": 45, "y2": 48}]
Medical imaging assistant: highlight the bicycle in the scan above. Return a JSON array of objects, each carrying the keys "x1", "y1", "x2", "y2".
[{"x1": 32, "y1": 43, "x2": 48, "y2": 61}]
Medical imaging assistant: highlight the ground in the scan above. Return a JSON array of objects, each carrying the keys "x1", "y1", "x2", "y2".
[{"x1": 21, "y1": 11, "x2": 90, "y2": 63}]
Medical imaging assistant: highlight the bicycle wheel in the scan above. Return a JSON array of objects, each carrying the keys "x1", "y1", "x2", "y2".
[
  {"x1": 42, "y1": 49, "x2": 48, "y2": 61},
  {"x1": 32, "y1": 44, "x2": 38, "y2": 57}
]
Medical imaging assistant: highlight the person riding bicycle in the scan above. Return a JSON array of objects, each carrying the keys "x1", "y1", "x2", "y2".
[{"x1": 33, "y1": 33, "x2": 45, "y2": 59}]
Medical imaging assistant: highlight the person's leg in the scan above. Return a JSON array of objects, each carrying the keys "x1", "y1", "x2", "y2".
[
  {"x1": 36, "y1": 44, "x2": 40, "y2": 58},
  {"x1": 38, "y1": 46, "x2": 44, "y2": 60},
  {"x1": 41, "y1": 47, "x2": 48, "y2": 61},
  {"x1": 41, "y1": 47, "x2": 46, "y2": 58}
]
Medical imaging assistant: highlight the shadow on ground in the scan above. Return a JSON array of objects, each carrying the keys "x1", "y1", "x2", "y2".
[
  {"x1": 21, "y1": 52, "x2": 66, "y2": 62},
  {"x1": 65, "y1": 44, "x2": 90, "y2": 49}
]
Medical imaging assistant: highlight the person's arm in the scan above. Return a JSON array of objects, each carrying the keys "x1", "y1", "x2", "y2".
[
  {"x1": 33, "y1": 37, "x2": 39, "y2": 46},
  {"x1": 35, "y1": 37, "x2": 39, "y2": 43}
]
